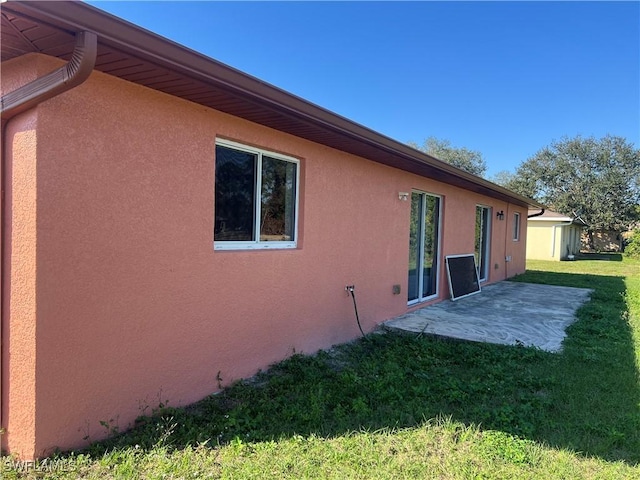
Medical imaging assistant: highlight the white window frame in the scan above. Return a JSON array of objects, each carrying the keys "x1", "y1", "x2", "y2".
[
  {"x1": 513, "y1": 212, "x2": 521, "y2": 241},
  {"x1": 214, "y1": 139, "x2": 300, "y2": 251}
]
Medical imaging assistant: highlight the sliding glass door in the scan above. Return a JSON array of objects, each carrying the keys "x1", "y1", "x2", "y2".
[
  {"x1": 408, "y1": 192, "x2": 441, "y2": 304},
  {"x1": 475, "y1": 205, "x2": 491, "y2": 282}
]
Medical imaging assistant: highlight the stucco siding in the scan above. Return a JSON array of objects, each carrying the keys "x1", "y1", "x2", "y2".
[
  {"x1": 1, "y1": 54, "x2": 50, "y2": 459},
  {"x1": 527, "y1": 221, "x2": 582, "y2": 261},
  {"x1": 2, "y1": 54, "x2": 528, "y2": 457},
  {"x1": 527, "y1": 223, "x2": 552, "y2": 260}
]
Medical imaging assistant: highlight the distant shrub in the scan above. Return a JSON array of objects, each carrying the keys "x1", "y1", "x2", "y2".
[{"x1": 625, "y1": 230, "x2": 640, "y2": 258}]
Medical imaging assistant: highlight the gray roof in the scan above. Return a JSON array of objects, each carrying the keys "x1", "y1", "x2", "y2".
[{"x1": 528, "y1": 210, "x2": 588, "y2": 226}]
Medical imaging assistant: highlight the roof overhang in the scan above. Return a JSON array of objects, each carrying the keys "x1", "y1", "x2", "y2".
[
  {"x1": 1, "y1": 0, "x2": 543, "y2": 209},
  {"x1": 527, "y1": 211, "x2": 588, "y2": 227}
]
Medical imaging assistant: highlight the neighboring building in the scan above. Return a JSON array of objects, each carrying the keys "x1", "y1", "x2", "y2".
[
  {"x1": 526, "y1": 210, "x2": 587, "y2": 261},
  {"x1": 1, "y1": 1, "x2": 542, "y2": 458},
  {"x1": 581, "y1": 230, "x2": 624, "y2": 253}
]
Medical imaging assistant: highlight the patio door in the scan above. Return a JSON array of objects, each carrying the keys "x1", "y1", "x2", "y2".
[
  {"x1": 475, "y1": 205, "x2": 491, "y2": 282},
  {"x1": 408, "y1": 192, "x2": 441, "y2": 304}
]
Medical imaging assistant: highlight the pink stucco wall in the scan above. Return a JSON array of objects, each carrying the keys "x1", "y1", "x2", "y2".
[
  {"x1": 1, "y1": 54, "x2": 527, "y2": 458},
  {"x1": 2, "y1": 54, "x2": 45, "y2": 459}
]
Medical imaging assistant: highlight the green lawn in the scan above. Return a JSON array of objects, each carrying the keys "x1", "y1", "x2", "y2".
[{"x1": 4, "y1": 254, "x2": 640, "y2": 479}]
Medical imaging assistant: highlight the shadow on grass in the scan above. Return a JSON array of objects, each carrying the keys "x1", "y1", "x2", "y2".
[
  {"x1": 81, "y1": 271, "x2": 640, "y2": 465},
  {"x1": 576, "y1": 252, "x2": 623, "y2": 261}
]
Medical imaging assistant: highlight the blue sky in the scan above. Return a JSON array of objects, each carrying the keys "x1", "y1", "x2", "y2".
[{"x1": 88, "y1": 1, "x2": 639, "y2": 177}]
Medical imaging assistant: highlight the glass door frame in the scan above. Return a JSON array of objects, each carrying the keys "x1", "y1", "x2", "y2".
[
  {"x1": 408, "y1": 191, "x2": 442, "y2": 306},
  {"x1": 475, "y1": 205, "x2": 491, "y2": 282}
]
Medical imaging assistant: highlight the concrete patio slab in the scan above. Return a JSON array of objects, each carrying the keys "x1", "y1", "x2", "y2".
[{"x1": 384, "y1": 281, "x2": 593, "y2": 352}]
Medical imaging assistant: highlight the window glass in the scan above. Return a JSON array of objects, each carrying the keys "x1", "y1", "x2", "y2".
[
  {"x1": 260, "y1": 156, "x2": 297, "y2": 242},
  {"x1": 422, "y1": 194, "x2": 440, "y2": 298},
  {"x1": 475, "y1": 206, "x2": 490, "y2": 281},
  {"x1": 408, "y1": 191, "x2": 441, "y2": 303},
  {"x1": 214, "y1": 145, "x2": 256, "y2": 241},
  {"x1": 214, "y1": 141, "x2": 299, "y2": 249}
]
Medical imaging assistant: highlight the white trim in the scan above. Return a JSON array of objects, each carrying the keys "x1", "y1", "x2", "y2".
[
  {"x1": 475, "y1": 204, "x2": 491, "y2": 283},
  {"x1": 214, "y1": 139, "x2": 300, "y2": 251},
  {"x1": 528, "y1": 216, "x2": 572, "y2": 222},
  {"x1": 513, "y1": 212, "x2": 521, "y2": 241},
  {"x1": 407, "y1": 190, "x2": 442, "y2": 306},
  {"x1": 215, "y1": 242, "x2": 297, "y2": 251},
  {"x1": 216, "y1": 138, "x2": 300, "y2": 168}
]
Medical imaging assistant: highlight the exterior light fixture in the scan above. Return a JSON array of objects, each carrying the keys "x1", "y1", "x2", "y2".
[
  {"x1": 398, "y1": 192, "x2": 409, "y2": 201},
  {"x1": 496, "y1": 210, "x2": 505, "y2": 220}
]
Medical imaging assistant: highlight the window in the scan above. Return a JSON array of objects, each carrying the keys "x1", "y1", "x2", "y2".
[
  {"x1": 214, "y1": 140, "x2": 299, "y2": 250},
  {"x1": 513, "y1": 212, "x2": 521, "y2": 241}
]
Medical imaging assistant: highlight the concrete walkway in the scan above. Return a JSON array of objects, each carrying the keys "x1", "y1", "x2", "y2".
[{"x1": 384, "y1": 281, "x2": 593, "y2": 352}]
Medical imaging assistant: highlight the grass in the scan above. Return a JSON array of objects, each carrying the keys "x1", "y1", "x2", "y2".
[{"x1": 3, "y1": 254, "x2": 640, "y2": 479}]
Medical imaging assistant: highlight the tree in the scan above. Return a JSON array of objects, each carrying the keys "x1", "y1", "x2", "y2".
[
  {"x1": 490, "y1": 170, "x2": 517, "y2": 187},
  {"x1": 626, "y1": 229, "x2": 640, "y2": 258},
  {"x1": 505, "y1": 135, "x2": 640, "y2": 246},
  {"x1": 409, "y1": 137, "x2": 487, "y2": 177}
]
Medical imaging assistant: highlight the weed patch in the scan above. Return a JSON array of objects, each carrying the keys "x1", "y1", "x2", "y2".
[{"x1": 3, "y1": 256, "x2": 640, "y2": 478}]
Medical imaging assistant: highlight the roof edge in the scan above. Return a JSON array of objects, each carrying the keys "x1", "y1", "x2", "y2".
[{"x1": 2, "y1": 1, "x2": 544, "y2": 209}]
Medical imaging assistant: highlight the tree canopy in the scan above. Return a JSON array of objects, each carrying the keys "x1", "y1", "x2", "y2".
[
  {"x1": 409, "y1": 137, "x2": 487, "y2": 177},
  {"x1": 501, "y1": 135, "x2": 640, "y2": 233},
  {"x1": 489, "y1": 170, "x2": 516, "y2": 187}
]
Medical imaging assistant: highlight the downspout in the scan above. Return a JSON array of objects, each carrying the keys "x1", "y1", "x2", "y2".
[
  {"x1": 1, "y1": 32, "x2": 97, "y2": 117},
  {"x1": 0, "y1": 30, "x2": 97, "y2": 444},
  {"x1": 527, "y1": 208, "x2": 545, "y2": 218}
]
